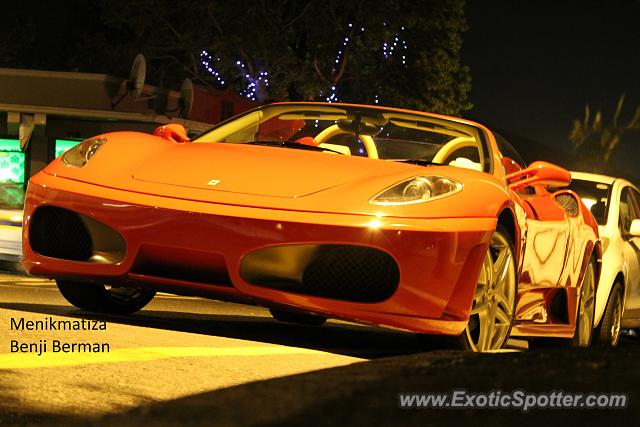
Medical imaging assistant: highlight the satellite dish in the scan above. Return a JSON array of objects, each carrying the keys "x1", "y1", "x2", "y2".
[
  {"x1": 179, "y1": 78, "x2": 194, "y2": 118},
  {"x1": 128, "y1": 54, "x2": 146, "y2": 99}
]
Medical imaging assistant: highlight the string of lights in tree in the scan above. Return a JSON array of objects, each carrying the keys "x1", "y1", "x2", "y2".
[
  {"x1": 199, "y1": 50, "x2": 269, "y2": 101},
  {"x1": 199, "y1": 24, "x2": 407, "y2": 104},
  {"x1": 326, "y1": 23, "x2": 408, "y2": 104},
  {"x1": 199, "y1": 50, "x2": 225, "y2": 85},
  {"x1": 382, "y1": 26, "x2": 408, "y2": 65}
]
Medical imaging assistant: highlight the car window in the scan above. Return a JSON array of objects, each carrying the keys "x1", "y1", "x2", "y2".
[
  {"x1": 629, "y1": 188, "x2": 640, "y2": 233},
  {"x1": 495, "y1": 134, "x2": 527, "y2": 170},
  {"x1": 619, "y1": 187, "x2": 640, "y2": 235},
  {"x1": 567, "y1": 179, "x2": 611, "y2": 225},
  {"x1": 195, "y1": 104, "x2": 490, "y2": 172},
  {"x1": 494, "y1": 134, "x2": 534, "y2": 195}
]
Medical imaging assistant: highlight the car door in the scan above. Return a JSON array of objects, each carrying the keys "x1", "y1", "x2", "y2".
[{"x1": 619, "y1": 186, "x2": 640, "y2": 313}]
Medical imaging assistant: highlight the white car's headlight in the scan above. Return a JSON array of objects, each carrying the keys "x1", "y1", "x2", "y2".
[
  {"x1": 61, "y1": 137, "x2": 106, "y2": 168},
  {"x1": 370, "y1": 176, "x2": 463, "y2": 205}
]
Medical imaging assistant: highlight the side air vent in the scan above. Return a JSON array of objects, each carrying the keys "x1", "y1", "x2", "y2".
[
  {"x1": 29, "y1": 206, "x2": 126, "y2": 263},
  {"x1": 555, "y1": 193, "x2": 579, "y2": 217},
  {"x1": 30, "y1": 206, "x2": 93, "y2": 261}
]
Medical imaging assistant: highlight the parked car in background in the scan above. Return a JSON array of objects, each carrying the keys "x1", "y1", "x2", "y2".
[{"x1": 570, "y1": 172, "x2": 640, "y2": 347}]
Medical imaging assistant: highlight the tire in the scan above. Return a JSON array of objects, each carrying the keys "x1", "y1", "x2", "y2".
[
  {"x1": 593, "y1": 282, "x2": 623, "y2": 348},
  {"x1": 418, "y1": 224, "x2": 518, "y2": 352},
  {"x1": 529, "y1": 257, "x2": 596, "y2": 349},
  {"x1": 269, "y1": 308, "x2": 327, "y2": 326},
  {"x1": 460, "y1": 224, "x2": 518, "y2": 351},
  {"x1": 569, "y1": 258, "x2": 596, "y2": 347},
  {"x1": 56, "y1": 280, "x2": 155, "y2": 314}
]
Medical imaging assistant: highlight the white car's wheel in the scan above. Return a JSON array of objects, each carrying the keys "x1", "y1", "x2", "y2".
[{"x1": 594, "y1": 282, "x2": 623, "y2": 348}]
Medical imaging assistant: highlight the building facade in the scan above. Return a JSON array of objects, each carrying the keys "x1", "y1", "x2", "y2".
[{"x1": 0, "y1": 67, "x2": 255, "y2": 209}]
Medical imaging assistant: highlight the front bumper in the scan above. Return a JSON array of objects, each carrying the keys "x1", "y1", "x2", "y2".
[{"x1": 23, "y1": 173, "x2": 495, "y2": 335}]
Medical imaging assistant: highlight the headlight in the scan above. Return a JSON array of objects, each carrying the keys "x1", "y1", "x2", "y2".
[
  {"x1": 370, "y1": 176, "x2": 463, "y2": 205},
  {"x1": 61, "y1": 137, "x2": 106, "y2": 168}
]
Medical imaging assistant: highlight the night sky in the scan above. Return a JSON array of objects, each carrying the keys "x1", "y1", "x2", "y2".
[{"x1": 462, "y1": 0, "x2": 640, "y2": 178}]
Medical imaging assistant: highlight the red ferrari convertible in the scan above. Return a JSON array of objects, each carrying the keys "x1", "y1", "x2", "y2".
[{"x1": 22, "y1": 102, "x2": 600, "y2": 351}]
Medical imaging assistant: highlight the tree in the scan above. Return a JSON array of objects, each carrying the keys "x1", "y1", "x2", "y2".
[
  {"x1": 0, "y1": 0, "x2": 472, "y2": 115},
  {"x1": 569, "y1": 94, "x2": 640, "y2": 172}
]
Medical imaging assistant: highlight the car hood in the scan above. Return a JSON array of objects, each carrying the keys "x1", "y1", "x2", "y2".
[
  {"x1": 132, "y1": 142, "x2": 404, "y2": 198},
  {"x1": 43, "y1": 132, "x2": 509, "y2": 218}
]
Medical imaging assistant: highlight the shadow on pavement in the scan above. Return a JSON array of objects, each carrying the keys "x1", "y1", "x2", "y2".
[
  {"x1": 2, "y1": 300, "x2": 640, "y2": 426},
  {"x1": 0, "y1": 301, "x2": 426, "y2": 359},
  {"x1": 51, "y1": 346, "x2": 640, "y2": 427}
]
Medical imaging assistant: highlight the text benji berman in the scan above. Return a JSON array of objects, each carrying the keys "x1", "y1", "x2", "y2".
[{"x1": 9, "y1": 317, "x2": 110, "y2": 356}]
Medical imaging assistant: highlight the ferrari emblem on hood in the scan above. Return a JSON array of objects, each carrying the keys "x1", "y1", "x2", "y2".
[{"x1": 207, "y1": 179, "x2": 221, "y2": 186}]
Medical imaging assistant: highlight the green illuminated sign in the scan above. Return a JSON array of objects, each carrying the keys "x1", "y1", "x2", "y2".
[
  {"x1": 55, "y1": 139, "x2": 80, "y2": 158},
  {"x1": 0, "y1": 139, "x2": 21, "y2": 152},
  {"x1": 0, "y1": 139, "x2": 25, "y2": 208}
]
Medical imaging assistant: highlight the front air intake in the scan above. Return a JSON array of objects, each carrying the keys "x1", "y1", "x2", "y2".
[
  {"x1": 241, "y1": 244, "x2": 400, "y2": 303},
  {"x1": 302, "y1": 246, "x2": 399, "y2": 302},
  {"x1": 30, "y1": 206, "x2": 93, "y2": 261}
]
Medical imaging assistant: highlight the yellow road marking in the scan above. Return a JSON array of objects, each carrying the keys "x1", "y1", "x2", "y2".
[
  {"x1": 0, "y1": 346, "x2": 336, "y2": 369},
  {"x1": 0, "y1": 224, "x2": 20, "y2": 230}
]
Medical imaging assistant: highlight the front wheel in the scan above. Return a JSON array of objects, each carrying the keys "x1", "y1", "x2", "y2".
[
  {"x1": 460, "y1": 224, "x2": 518, "y2": 352},
  {"x1": 418, "y1": 225, "x2": 518, "y2": 352},
  {"x1": 56, "y1": 280, "x2": 155, "y2": 314},
  {"x1": 594, "y1": 282, "x2": 622, "y2": 348}
]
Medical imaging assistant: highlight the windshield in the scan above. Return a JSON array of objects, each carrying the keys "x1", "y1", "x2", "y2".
[
  {"x1": 568, "y1": 179, "x2": 611, "y2": 225},
  {"x1": 195, "y1": 104, "x2": 489, "y2": 172}
]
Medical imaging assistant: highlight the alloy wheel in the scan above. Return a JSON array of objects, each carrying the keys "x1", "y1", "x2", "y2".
[
  {"x1": 466, "y1": 230, "x2": 517, "y2": 352},
  {"x1": 610, "y1": 288, "x2": 622, "y2": 347},
  {"x1": 576, "y1": 262, "x2": 596, "y2": 347}
]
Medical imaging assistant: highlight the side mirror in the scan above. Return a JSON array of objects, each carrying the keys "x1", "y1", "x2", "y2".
[
  {"x1": 630, "y1": 219, "x2": 640, "y2": 237},
  {"x1": 506, "y1": 160, "x2": 571, "y2": 191},
  {"x1": 153, "y1": 123, "x2": 190, "y2": 143},
  {"x1": 502, "y1": 156, "x2": 524, "y2": 175}
]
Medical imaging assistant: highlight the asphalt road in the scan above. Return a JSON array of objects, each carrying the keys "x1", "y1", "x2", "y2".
[
  {"x1": 1, "y1": 271, "x2": 639, "y2": 426},
  {"x1": 0, "y1": 271, "x2": 425, "y2": 426}
]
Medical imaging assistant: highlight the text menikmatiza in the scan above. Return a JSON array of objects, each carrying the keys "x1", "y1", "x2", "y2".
[{"x1": 10, "y1": 317, "x2": 107, "y2": 331}]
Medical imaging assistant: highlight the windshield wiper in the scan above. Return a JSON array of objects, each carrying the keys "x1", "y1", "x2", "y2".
[
  {"x1": 397, "y1": 159, "x2": 441, "y2": 166},
  {"x1": 245, "y1": 140, "x2": 345, "y2": 155}
]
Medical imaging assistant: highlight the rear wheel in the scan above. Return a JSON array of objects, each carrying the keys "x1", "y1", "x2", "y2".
[
  {"x1": 56, "y1": 280, "x2": 155, "y2": 314},
  {"x1": 571, "y1": 259, "x2": 596, "y2": 347},
  {"x1": 269, "y1": 308, "x2": 327, "y2": 326},
  {"x1": 593, "y1": 282, "x2": 623, "y2": 348},
  {"x1": 529, "y1": 258, "x2": 596, "y2": 349}
]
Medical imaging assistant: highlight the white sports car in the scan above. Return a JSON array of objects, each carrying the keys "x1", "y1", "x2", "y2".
[{"x1": 570, "y1": 172, "x2": 640, "y2": 347}]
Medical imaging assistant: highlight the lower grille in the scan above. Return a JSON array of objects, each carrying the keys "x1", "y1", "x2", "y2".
[
  {"x1": 241, "y1": 244, "x2": 400, "y2": 303},
  {"x1": 30, "y1": 206, "x2": 93, "y2": 261},
  {"x1": 132, "y1": 244, "x2": 232, "y2": 286},
  {"x1": 302, "y1": 246, "x2": 399, "y2": 302}
]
